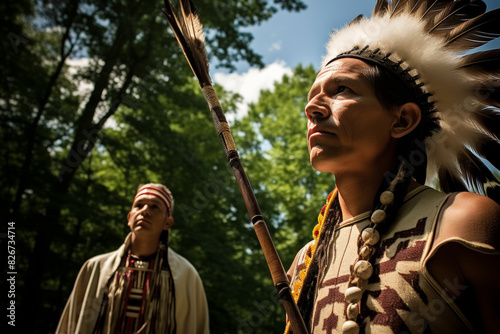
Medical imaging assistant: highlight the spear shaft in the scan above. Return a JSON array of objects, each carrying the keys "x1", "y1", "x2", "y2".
[
  {"x1": 161, "y1": 1, "x2": 308, "y2": 332},
  {"x1": 202, "y1": 84, "x2": 308, "y2": 334}
]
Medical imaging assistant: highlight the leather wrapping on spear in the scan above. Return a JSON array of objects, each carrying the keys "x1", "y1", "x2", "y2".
[{"x1": 162, "y1": 1, "x2": 308, "y2": 333}]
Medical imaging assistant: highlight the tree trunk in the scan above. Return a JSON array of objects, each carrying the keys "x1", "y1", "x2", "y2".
[
  {"x1": 13, "y1": 0, "x2": 80, "y2": 216},
  {"x1": 19, "y1": 18, "x2": 129, "y2": 333}
]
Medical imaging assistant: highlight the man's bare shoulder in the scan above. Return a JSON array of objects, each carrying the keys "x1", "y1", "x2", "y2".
[{"x1": 434, "y1": 192, "x2": 500, "y2": 249}]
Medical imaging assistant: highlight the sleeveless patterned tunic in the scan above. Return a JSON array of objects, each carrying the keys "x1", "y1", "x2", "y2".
[{"x1": 288, "y1": 186, "x2": 481, "y2": 333}]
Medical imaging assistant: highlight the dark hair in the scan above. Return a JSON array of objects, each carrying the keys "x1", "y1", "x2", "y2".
[
  {"x1": 363, "y1": 62, "x2": 438, "y2": 184},
  {"x1": 362, "y1": 62, "x2": 432, "y2": 237}
]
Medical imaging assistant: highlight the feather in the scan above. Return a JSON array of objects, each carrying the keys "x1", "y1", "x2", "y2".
[
  {"x1": 162, "y1": 0, "x2": 211, "y2": 86},
  {"x1": 419, "y1": 0, "x2": 455, "y2": 22},
  {"x1": 348, "y1": 14, "x2": 365, "y2": 26},
  {"x1": 473, "y1": 108, "x2": 500, "y2": 139},
  {"x1": 438, "y1": 166, "x2": 468, "y2": 193},
  {"x1": 388, "y1": 0, "x2": 408, "y2": 17},
  {"x1": 445, "y1": 8, "x2": 500, "y2": 51},
  {"x1": 428, "y1": 0, "x2": 486, "y2": 37},
  {"x1": 471, "y1": 134, "x2": 500, "y2": 171},
  {"x1": 457, "y1": 147, "x2": 500, "y2": 195},
  {"x1": 484, "y1": 181, "x2": 500, "y2": 204},
  {"x1": 373, "y1": 0, "x2": 389, "y2": 17},
  {"x1": 179, "y1": 0, "x2": 209, "y2": 71},
  {"x1": 407, "y1": 0, "x2": 430, "y2": 18},
  {"x1": 474, "y1": 82, "x2": 500, "y2": 108},
  {"x1": 458, "y1": 49, "x2": 500, "y2": 79}
]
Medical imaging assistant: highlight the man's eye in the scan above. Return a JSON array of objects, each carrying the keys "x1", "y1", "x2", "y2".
[{"x1": 335, "y1": 86, "x2": 347, "y2": 94}]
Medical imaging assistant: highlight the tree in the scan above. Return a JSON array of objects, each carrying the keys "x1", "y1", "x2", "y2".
[{"x1": 2, "y1": 0, "x2": 308, "y2": 332}]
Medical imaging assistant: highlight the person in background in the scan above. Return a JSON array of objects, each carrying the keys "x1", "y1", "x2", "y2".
[{"x1": 57, "y1": 183, "x2": 209, "y2": 333}]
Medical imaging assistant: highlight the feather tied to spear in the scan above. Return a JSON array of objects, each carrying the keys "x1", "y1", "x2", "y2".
[{"x1": 161, "y1": 1, "x2": 308, "y2": 333}]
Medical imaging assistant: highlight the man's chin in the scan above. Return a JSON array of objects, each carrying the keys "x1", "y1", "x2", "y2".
[
  {"x1": 310, "y1": 155, "x2": 334, "y2": 173},
  {"x1": 131, "y1": 225, "x2": 149, "y2": 234},
  {"x1": 129, "y1": 221, "x2": 163, "y2": 238},
  {"x1": 310, "y1": 147, "x2": 346, "y2": 173}
]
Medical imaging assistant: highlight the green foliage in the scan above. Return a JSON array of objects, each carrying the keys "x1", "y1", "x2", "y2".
[{"x1": 235, "y1": 65, "x2": 334, "y2": 268}]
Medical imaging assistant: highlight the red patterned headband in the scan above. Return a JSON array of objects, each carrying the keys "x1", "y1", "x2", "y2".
[{"x1": 134, "y1": 183, "x2": 174, "y2": 216}]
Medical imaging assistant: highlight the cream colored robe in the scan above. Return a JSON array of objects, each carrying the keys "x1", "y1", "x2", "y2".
[{"x1": 56, "y1": 235, "x2": 209, "y2": 334}]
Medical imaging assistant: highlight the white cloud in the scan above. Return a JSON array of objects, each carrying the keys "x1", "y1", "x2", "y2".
[
  {"x1": 269, "y1": 41, "x2": 282, "y2": 52},
  {"x1": 65, "y1": 58, "x2": 293, "y2": 126},
  {"x1": 213, "y1": 60, "x2": 293, "y2": 120}
]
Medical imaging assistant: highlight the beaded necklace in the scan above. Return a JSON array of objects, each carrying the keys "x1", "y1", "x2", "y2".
[
  {"x1": 340, "y1": 168, "x2": 402, "y2": 334},
  {"x1": 285, "y1": 166, "x2": 404, "y2": 333}
]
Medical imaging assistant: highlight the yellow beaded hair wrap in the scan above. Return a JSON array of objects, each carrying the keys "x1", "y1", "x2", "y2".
[{"x1": 284, "y1": 188, "x2": 338, "y2": 334}]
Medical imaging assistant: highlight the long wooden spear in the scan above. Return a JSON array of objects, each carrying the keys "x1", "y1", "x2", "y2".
[{"x1": 161, "y1": 1, "x2": 308, "y2": 333}]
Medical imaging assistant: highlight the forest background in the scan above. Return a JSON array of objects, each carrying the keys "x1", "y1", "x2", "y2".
[
  {"x1": 4, "y1": 0, "x2": 499, "y2": 333},
  {"x1": 2, "y1": 0, "x2": 333, "y2": 333}
]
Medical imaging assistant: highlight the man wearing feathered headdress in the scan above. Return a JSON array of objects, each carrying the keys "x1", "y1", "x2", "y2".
[
  {"x1": 286, "y1": 1, "x2": 500, "y2": 333},
  {"x1": 56, "y1": 183, "x2": 209, "y2": 334}
]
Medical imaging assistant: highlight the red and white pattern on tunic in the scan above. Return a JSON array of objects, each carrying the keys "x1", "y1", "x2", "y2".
[
  {"x1": 306, "y1": 214, "x2": 434, "y2": 334},
  {"x1": 288, "y1": 187, "x2": 485, "y2": 334}
]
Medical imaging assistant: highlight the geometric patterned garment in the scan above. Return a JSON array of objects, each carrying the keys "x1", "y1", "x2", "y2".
[
  {"x1": 120, "y1": 257, "x2": 154, "y2": 334},
  {"x1": 288, "y1": 186, "x2": 479, "y2": 333}
]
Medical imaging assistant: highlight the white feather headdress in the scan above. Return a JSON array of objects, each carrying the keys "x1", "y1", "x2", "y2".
[{"x1": 322, "y1": 0, "x2": 500, "y2": 200}]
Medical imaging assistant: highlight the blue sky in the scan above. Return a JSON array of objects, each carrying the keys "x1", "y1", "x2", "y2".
[
  {"x1": 236, "y1": 0, "x2": 374, "y2": 72},
  {"x1": 213, "y1": 0, "x2": 500, "y2": 118},
  {"x1": 242, "y1": 0, "x2": 500, "y2": 72}
]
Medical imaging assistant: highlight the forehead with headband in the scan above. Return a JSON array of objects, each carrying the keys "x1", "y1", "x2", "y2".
[{"x1": 134, "y1": 183, "x2": 174, "y2": 216}]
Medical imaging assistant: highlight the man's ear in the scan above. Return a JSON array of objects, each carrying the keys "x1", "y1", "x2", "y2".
[
  {"x1": 163, "y1": 216, "x2": 174, "y2": 230},
  {"x1": 127, "y1": 211, "x2": 131, "y2": 227},
  {"x1": 391, "y1": 102, "x2": 421, "y2": 139}
]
